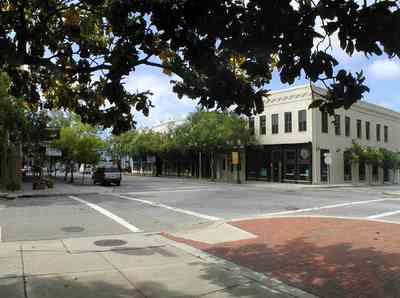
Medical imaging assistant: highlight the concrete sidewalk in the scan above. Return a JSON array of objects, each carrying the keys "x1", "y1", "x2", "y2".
[
  {"x1": 0, "y1": 179, "x2": 112, "y2": 199},
  {"x1": 0, "y1": 232, "x2": 316, "y2": 298}
]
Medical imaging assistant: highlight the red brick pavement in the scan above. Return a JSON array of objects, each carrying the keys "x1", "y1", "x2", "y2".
[{"x1": 166, "y1": 217, "x2": 400, "y2": 298}]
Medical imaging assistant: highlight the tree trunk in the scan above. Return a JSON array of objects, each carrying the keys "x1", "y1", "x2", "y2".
[
  {"x1": 210, "y1": 152, "x2": 215, "y2": 181},
  {"x1": 198, "y1": 152, "x2": 202, "y2": 179},
  {"x1": 70, "y1": 162, "x2": 74, "y2": 183},
  {"x1": 64, "y1": 162, "x2": 68, "y2": 182},
  {"x1": 368, "y1": 164, "x2": 372, "y2": 185}
]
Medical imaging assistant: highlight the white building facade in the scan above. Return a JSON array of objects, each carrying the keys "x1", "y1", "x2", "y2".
[{"x1": 247, "y1": 85, "x2": 400, "y2": 184}]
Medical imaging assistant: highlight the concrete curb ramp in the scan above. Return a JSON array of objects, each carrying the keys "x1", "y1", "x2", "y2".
[{"x1": 171, "y1": 222, "x2": 258, "y2": 245}]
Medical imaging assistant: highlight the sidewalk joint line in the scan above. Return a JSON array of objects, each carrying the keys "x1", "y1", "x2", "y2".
[
  {"x1": 97, "y1": 252, "x2": 148, "y2": 298},
  {"x1": 60, "y1": 239, "x2": 71, "y2": 254},
  {"x1": 20, "y1": 244, "x2": 28, "y2": 298}
]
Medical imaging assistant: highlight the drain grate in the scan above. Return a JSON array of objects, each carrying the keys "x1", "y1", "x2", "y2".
[
  {"x1": 94, "y1": 239, "x2": 128, "y2": 247},
  {"x1": 62, "y1": 226, "x2": 85, "y2": 233}
]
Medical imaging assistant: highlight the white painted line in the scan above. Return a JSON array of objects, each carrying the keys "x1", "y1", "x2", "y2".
[
  {"x1": 119, "y1": 188, "x2": 221, "y2": 196},
  {"x1": 367, "y1": 209, "x2": 400, "y2": 219},
  {"x1": 118, "y1": 195, "x2": 222, "y2": 221},
  {"x1": 69, "y1": 196, "x2": 141, "y2": 233},
  {"x1": 259, "y1": 198, "x2": 388, "y2": 217}
]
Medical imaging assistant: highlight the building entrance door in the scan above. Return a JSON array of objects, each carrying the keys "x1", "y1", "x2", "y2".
[{"x1": 271, "y1": 150, "x2": 281, "y2": 182}]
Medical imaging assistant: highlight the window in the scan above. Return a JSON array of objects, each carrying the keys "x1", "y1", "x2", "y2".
[
  {"x1": 249, "y1": 117, "x2": 255, "y2": 135},
  {"x1": 321, "y1": 111, "x2": 328, "y2": 133},
  {"x1": 271, "y1": 114, "x2": 279, "y2": 134},
  {"x1": 384, "y1": 125, "x2": 388, "y2": 142},
  {"x1": 284, "y1": 112, "x2": 292, "y2": 133},
  {"x1": 259, "y1": 115, "x2": 266, "y2": 135},
  {"x1": 298, "y1": 110, "x2": 307, "y2": 132},
  {"x1": 345, "y1": 117, "x2": 351, "y2": 137},
  {"x1": 357, "y1": 119, "x2": 362, "y2": 139},
  {"x1": 334, "y1": 114, "x2": 341, "y2": 136},
  {"x1": 366, "y1": 121, "x2": 370, "y2": 140},
  {"x1": 376, "y1": 124, "x2": 381, "y2": 142}
]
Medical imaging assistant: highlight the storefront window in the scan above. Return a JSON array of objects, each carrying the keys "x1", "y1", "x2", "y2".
[
  {"x1": 298, "y1": 148, "x2": 312, "y2": 182},
  {"x1": 284, "y1": 150, "x2": 296, "y2": 181}
]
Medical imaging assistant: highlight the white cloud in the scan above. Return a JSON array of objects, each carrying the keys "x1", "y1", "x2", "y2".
[
  {"x1": 367, "y1": 59, "x2": 400, "y2": 80},
  {"x1": 124, "y1": 71, "x2": 197, "y2": 128}
]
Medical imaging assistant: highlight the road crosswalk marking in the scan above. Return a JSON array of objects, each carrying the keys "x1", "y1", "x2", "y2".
[
  {"x1": 258, "y1": 198, "x2": 389, "y2": 217},
  {"x1": 69, "y1": 196, "x2": 141, "y2": 233},
  {"x1": 117, "y1": 195, "x2": 222, "y2": 221},
  {"x1": 367, "y1": 209, "x2": 400, "y2": 219}
]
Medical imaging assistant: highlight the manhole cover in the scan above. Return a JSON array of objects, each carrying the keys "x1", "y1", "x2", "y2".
[
  {"x1": 62, "y1": 226, "x2": 85, "y2": 233},
  {"x1": 94, "y1": 239, "x2": 128, "y2": 247}
]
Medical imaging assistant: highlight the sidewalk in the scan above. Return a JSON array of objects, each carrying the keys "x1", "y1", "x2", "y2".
[
  {"x1": 0, "y1": 233, "x2": 316, "y2": 298},
  {"x1": 167, "y1": 217, "x2": 400, "y2": 298},
  {"x1": 0, "y1": 178, "x2": 111, "y2": 199}
]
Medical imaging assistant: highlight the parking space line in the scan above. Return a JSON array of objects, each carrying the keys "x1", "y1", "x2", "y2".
[
  {"x1": 69, "y1": 196, "x2": 141, "y2": 233},
  {"x1": 260, "y1": 198, "x2": 388, "y2": 217},
  {"x1": 367, "y1": 209, "x2": 400, "y2": 219},
  {"x1": 117, "y1": 195, "x2": 222, "y2": 221}
]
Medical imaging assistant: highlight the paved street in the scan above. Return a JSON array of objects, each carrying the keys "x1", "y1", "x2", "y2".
[
  {"x1": 2, "y1": 175, "x2": 400, "y2": 297},
  {"x1": 1, "y1": 175, "x2": 400, "y2": 242}
]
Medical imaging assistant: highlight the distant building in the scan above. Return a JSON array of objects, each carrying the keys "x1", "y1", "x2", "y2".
[
  {"x1": 150, "y1": 119, "x2": 185, "y2": 134},
  {"x1": 246, "y1": 84, "x2": 400, "y2": 184}
]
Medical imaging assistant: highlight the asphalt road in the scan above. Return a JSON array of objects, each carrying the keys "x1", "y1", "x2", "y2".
[{"x1": 1, "y1": 175, "x2": 400, "y2": 241}]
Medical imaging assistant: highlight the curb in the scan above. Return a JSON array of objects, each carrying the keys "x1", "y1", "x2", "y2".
[
  {"x1": 0, "y1": 192, "x2": 99, "y2": 200},
  {"x1": 383, "y1": 192, "x2": 400, "y2": 197}
]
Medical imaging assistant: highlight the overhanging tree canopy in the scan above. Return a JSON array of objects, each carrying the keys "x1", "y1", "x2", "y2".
[{"x1": 2, "y1": 0, "x2": 399, "y2": 133}]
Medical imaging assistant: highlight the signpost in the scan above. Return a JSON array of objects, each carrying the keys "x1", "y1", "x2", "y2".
[{"x1": 232, "y1": 152, "x2": 241, "y2": 184}]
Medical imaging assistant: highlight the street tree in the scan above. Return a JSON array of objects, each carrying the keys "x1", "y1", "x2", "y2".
[
  {"x1": 0, "y1": 71, "x2": 27, "y2": 189},
  {"x1": 175, "y1": 110, "x2": 255, "y2": 179},
  {"x1": 2, "y1": 1, "x2": 399, "y2": 132},
  {"x1": 54, "y1": 122, "x2": 104, "y2": 183},
  {"x1": 108, "y1": 131, "x2": 138, "y2": 163},
  {"x1": 348, "y1": 141, "x2": 400, "y2": 184}
]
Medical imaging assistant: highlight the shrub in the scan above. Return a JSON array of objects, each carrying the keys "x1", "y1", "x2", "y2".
[
  {"x1": 46, "y1": 179, "x2": 54, "y2": 188},
  {"x1": 6, "y1": 180, "x2": 21, "y2": 191}
]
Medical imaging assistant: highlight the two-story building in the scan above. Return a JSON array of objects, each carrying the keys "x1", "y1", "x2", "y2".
[{"x1": 246, "y1": 84, "x2": 400, "y2": 184}]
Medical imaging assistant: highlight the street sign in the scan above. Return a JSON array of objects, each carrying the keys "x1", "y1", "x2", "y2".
[
  {"x1": 232, "y1": 152, "x2": 239, "y2": 165},
  {"x1": 324, "y1": 153, "x2": 332, "y2": 165}
]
